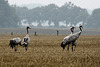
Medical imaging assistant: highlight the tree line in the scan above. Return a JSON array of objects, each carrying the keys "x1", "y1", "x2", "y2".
[{"x1": 0, "y1": 0, "x2": 100, "y2": 28}]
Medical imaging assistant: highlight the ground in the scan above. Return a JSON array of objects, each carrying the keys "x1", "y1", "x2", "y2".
[{"x1": 0, "y1": 35, "x2": 100, "y2": 67}]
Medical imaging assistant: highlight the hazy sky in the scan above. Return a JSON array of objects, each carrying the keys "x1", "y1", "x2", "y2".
[{"x1": 8, "y1": 0, "x2": 100, "y2": 10}]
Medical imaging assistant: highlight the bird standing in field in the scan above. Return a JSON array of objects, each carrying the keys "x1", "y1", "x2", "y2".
[
  {"x1": 9, "y1": 37, "x2": 21, "y2": 51},
  {"x1": 22, "y1": 26, "x2": 31, "y2": 51},
  {"x1": 61, "y1": 25, "x2": 83, "y2": 51}
]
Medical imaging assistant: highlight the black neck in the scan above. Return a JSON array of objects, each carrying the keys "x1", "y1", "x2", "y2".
[
  {"x1": 70, "y1": 27, "x2": 74, "y2": 34},
  {"x1": 80, "y1": 27, "x2": 82, "y2": 31},
  {"x1": 79, "y1": 25, "x2": 83, "y2": 31},
  {"x1": 27, "y1": 28, "x2": 29, "y2": 34},
  {"x1": 71, "y1": 30, "x2": 74, "y2": 34}
]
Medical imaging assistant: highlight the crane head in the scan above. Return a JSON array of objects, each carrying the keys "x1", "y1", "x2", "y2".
[
  {"x1": 26, "y1": 26, "x2": 31, "y2": 29},
  {"x1": 79, "y1": 24, "x2": 83, "y2": 31}
]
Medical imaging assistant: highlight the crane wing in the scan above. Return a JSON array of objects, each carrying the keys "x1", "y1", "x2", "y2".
[
  {"x1": 63, "y1": 34, "x2": 78, "y2": 44},
  {"x1": 12, "y1": 37, "x2": 21, "y2": 43},
  {"x1": 22, "y1": 34, "x2": 30, "y2": 43}
]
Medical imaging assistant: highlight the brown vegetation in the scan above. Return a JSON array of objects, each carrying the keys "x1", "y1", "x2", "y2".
[{"x1": 0, "y1": 35, "x2": 100, "y2": 67}]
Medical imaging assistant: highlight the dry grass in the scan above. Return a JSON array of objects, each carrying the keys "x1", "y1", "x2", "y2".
[{"x1": 0, "y1": 35, "x2": 100, "y2": 67}]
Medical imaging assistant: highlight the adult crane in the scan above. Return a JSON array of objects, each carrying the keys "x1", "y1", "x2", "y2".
[
  {"x1": 22, "y1": 26, "x2": 31, "y2": 51},
  {"x1": 61, "y1": 25, "x2": 83, "y2": 51}
]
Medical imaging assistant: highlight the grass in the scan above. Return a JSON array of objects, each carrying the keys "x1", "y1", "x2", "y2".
[{"x1": 0, "y1": 35, "x2": 100, "y2": 67}]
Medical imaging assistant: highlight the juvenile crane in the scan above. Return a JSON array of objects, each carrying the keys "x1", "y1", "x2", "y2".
[
  {"x1": 22, "y1": 26, "x2": 31, "y2": 51},
  {"x1": 61, "y1": 25, "x2": 83, "y2": 51}
]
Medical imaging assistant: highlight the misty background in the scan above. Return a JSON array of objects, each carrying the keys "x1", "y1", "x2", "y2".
[
  {"x1": 1, "y1": 0, "x2": 100, "y2": 28},
  {"x1": 0, "y1": 0, "x2": 100, "y2": 35}
]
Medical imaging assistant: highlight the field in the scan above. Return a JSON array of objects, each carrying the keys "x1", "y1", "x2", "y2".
[{"x1": 0, "y1": 34, "x2": 100, "y2": 67}]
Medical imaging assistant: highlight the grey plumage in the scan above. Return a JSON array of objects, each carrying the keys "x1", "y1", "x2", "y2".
[{"x1": 61, "y1": 25, "x2": 83, "y2": 51}]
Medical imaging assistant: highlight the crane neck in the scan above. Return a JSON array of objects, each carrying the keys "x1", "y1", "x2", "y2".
[
  {"x1": 79, "y1": 25, "x2": 83, "y2": 32},
  {"x1": 80, "y1": 28, "x2": 82, "y2": 31},
  {"x1": 26, "y1": 28, "x2": 29, "y2": 34},
  {"x1": 26, "y1": 26, "x2": 31, "y2": 34},
  {"x1": 70, "y1": 27, "x2": 74, "y2": 34}
]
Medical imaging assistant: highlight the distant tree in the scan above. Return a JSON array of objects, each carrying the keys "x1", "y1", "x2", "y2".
[
  {"x1": 86, "y1": 8, "x2": 100, "y2": 28},
  {"x1": 0, "y1": 0, "x2": 20, "y2": 28},
  {"x1": 14, "y1": 2, "x2": 90, "y2": 28}
]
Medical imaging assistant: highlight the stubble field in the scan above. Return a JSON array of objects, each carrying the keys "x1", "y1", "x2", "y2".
[{"x1": 0, "y1": 35, "x2": 100, "y2": 67}]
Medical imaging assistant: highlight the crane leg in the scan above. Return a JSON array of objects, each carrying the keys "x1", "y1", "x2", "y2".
[
  {"x1": 25, "y1": 47, "x2": 27, "y2": 51},
  {"x1": 15, "y1": 45, "x2": 18, "y2": 51},
  {"x1": 25, "y1": 44, "x2": 28, "y2": 51},
  {"x1": 74, "y1": 45, "x2": 76, "y2": 51},
  {"x1": 72, "y1": 45, "x2": 73, "y2": 52},
  {"x1": 67, "y1": 44, "x2": 69, "y2": 51},
  {"x1": 63, "y1": 47, "x2": 65, "y2": 51}
]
